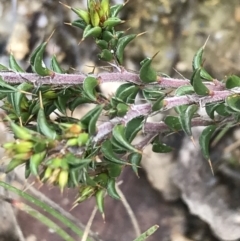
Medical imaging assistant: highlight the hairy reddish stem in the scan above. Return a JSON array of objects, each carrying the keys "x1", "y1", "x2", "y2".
[
  {"x1": 0, "y1": 70, "x2": 235, "y2": 144},
  {"x1": 0, "y1": 71, "x2": 225, "y2": 90}
]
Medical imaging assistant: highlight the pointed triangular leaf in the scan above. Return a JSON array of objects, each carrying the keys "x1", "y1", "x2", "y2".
[
  {"x1": 164, "y1": 116, "x2": 182, "y2": 132},
  {"x1": 125, "y1": 116, "x2": 144, "y2": 143},
  {"x1": 226, "y1": 94, "x2": 240, "y2": 112},
  {"x1": 113, "y1": 124, "x2": 139, "y2": 153},
  {"x1": 101, "y1": 140, "x2": 127, "y2": 165},
  {"x1": 179, "y1": 104, "x2": 198, "y2": 136},
  {"x1": 191, "y1": 68, "x2": 210, "y2": 96}
]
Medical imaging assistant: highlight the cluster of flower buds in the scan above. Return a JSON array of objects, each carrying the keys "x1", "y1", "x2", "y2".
[
  {"x1": 62, "y1": 0, "x2": 139, "y2": 64},
  {"x1": 3, "y1": 119, "x2": 56, "y2": 177},
  {"x1": 2, "y1": 118, "x2": 92, "y2": 191},
  {"x1": 60, "y1": 123, "x2": 89, "y2": 147}
]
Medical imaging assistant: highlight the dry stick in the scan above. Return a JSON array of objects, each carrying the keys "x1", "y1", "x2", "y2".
[
  {"x1": 0, "y1": 171, "x2": 26, "y2": 241},
  {"x1": 115, "y1": 185, "x2": 141, "y2": 237},
  {"x1": 6, "y1": 200, "x2": 26, "y2": 241},
  {"x1": 14, "y1": 173, "x2": 103, "y2": 241},
  {"x1": 82, "y1": 206, "x2": 98, "y2": 241}
]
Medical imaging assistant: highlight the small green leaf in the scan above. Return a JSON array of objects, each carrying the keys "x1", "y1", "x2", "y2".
[
  {"x1": 110, "y1": 96, "x2": 121, "y2": 108},
  {"x1": 107, "y1": 178, "x2": 120, "y2": 200},
  {"x1": 205, "y1": 103, "x2": 218, "y2": 120},
  {"x1": 33, "y1": 42, "x2": 53, "y2": 76},
  {"x1": 37, "y1": 108, "x2": 57, "y2": 139},
  {"x1": 95, "y1": 189, "x2": 105, "y2": 215},
  {"x1": 152, "y1": 95, "x2": 165, "y2": 112},
  {"x1": 125, "y1": 116, "x2": 144, "y2": 143},
  {"x1": 103, "y1": 17, "x2": 122, "y2": 28},
  {"x1": 115, "y1": 83, "x2": 133, "y2": 99},
  {"x1": 93, "y1": 173, "x2": 109, "y2": 187},
  {"x1": 133, "y1": 225, "x2": 159, "y2": 241},
  {"x1": 96, "y1": 39, "x2": 108, "y2": 50},
  {"x1": 71, "y1": 7, "x2": 90, "y2": 24},
  {"x1": 25, "y1": 161, "x2": 31, "y2": 178},
  {"x1": 80, "y1": 105, "x2": 103, "y2": 126},
  {"x1": 110, "y1": 3, "x2": 125, "y2": 17},
  {"x1": 68, "y1": 97, "x2": 90, "y2": 112},
  {"x1": 83, "y1": 76, "x2": 99, "y2": 101},
  {"x1": 193, "y1": 45, "x2": 204, "y2": 70},
  {"x1": 112, "y1": 124, "x2": 139, "y2": 153},
  {"x1": 199, "y1": 125, "x2": 217, "y2": 174},
  {"x1": 191, "y1": 68, "x2": 210, "y2": 96},
  {"x1": 116, "y1": 34, "x2": 136, "y2": 65},
  {"x1": 142, "y1": 89, "x2": 164, "y2": 101},
  {"x1": 116, "y1": 103, "x2": 129, "y2": 117},
  {"x1": 9, "y1": 54, "x2": 24, "y2": 72},
  {"x1": 117, "y1": 85, "x2": 139, "y2": 103},
  {"x1": 51, "y1": 55, "x2": 64, "y2": 73},
  {"x1": 128, "y1": 152, "x2": 142, "y2": 177},
  {"x1": 179, "y1": 104, "x2": 198, "y2": 136},
  {"x1": 30, "y1": 44, "x2": 42, "y2": 70},
  {"x1": 71, "y1": 19, "x2": 87, "y2": 30},
  {"x1": 54, "y1": 96, "x2": 68, "y2": 115},
  {"x1": 164, "y1": 116, "x2": 182, "y2": 132},
  {"x1": 175, "y1": 85, "x2": 194, "y2": 95},
  {"x1": 226, "y1": 75, "x2": 240, "y2": 89},
  {"x1": 102, "y1": 30, "x2": 114, "y2": 42},
  {"x1": 7, "y1": 118, "x2": 33, "y2": 140},
  {"x1": 225, "y1": 106, "x2": 238, "y2": 114},
  {"x1": 139, "y1": 54, "x2": 158, "y2": 83},
  {"x1": 110, "y1": 136, "x2": 128, "y2": 154},
  {"x1": 152, "y1": 138, "x2": 172, "y2": 153},
  {"x1": 226, "y1": 94, "x2": 240, "y2": 112},
  {"x1": 98, "y1": 49, "x2": 113, "y2": 61},
  {"x1": 9, "y1": 82, "x2": 32, "y2": 117},
  {"x1": 174, "y1": 86, "x2": 194, "y2": 114},
  {"x1": 6, "y1": 159, "x2": 26, "y2": 173},
  {"x1": 83, "y1": 25, "x2": 102, "y2": 39},
  {"x1": 69, "y1": 169, "x2": 79, "y2": 186},
  {"x1": 101, "y1": 140, "x2": 127, "y2": 165},
  {"x1": 192, "y1": 45, "x2": 213, "y2": 81},
  {"x1": 215, "y1": 103, "x2": 230, "y2": 117},
  {"x1": 107, "y1": 163, "x2": 122, "y2": 178},
  {"x1": 0, "y1": 64, "x2": 9, "y2": 71},
  {"x1": 88, "y1": 105, "x2": 103, "y2": 135},
  {"x1": 29, "y1": 151, "x2": 46, "y2": 176},
  {"x1": 70, "y1": 159, "x2": 92, "y2": 170},
  {"x1": 33, "y1": 142, "x2": 46, "y2": 153},
  {"x1": 152, "y1": 143, "x2": 172, "y2": 153}
]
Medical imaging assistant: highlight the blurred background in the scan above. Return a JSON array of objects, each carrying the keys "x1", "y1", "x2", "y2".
[{"x1": 1, "y1": 0, "x2": 240, "y2": 241}]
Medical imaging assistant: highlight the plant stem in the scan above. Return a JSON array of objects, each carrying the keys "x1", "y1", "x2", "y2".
[{"x1": 0, "y1": 71, "x2": 225, "y2": 90}]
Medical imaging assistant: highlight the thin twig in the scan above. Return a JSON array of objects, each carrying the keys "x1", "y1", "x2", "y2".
[
  {"x1": 82, "y1": 206, "x2": 98, "y2": 241},
  {"x1": 115, "y1": 185, "x2": 141, "y2": 237},
  {"x1": 8, "y1": 203, "x2": 26, "y2": 241}
]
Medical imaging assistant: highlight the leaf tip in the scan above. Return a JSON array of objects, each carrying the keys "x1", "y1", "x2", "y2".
[
  {"x1": 207, "y1": 158, "x2": 214, "y2": 175},
  {"x1": 190, "y1": 136, "x2": 197, "y2": 147},
  {"x1": 203, "y1": 35, "x2": 210, "y2": 49}
]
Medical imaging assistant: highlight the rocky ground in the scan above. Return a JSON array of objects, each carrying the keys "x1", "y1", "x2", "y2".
[{"x1": 1, "y1": 0, "x2": 240, "y2": 241}]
